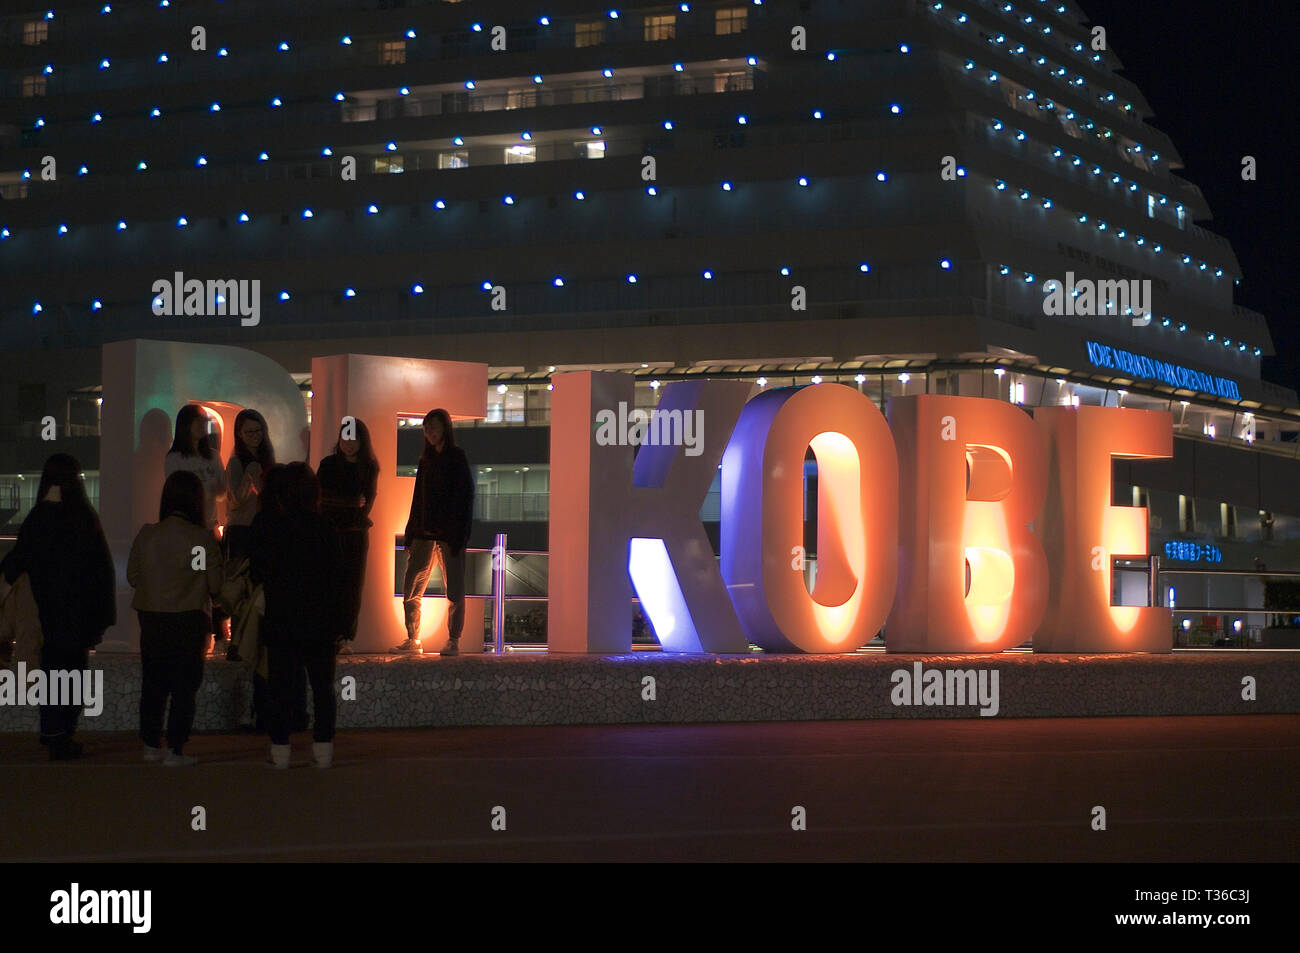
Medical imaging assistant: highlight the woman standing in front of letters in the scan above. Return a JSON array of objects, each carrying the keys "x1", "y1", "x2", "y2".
[{"x1": 392, "y1": 409, "x2": 475, "y2": 656}]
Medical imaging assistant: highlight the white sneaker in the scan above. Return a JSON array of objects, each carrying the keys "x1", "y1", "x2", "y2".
[
  {"x1": 390, "y1": 638, "x2": 423, "y2": 654},
  {"x1": 268, "y1": 744, "x2": 291, "y2": 769},
  {"x1": 312, "y1": 741, "x2": 334, "y2": 769},
  {"x1": 164, "y1": 751, "x2": 198, "y2": 767},
  {"x1": 143, "y1": 744, "x2": 164, "y2": 763}
]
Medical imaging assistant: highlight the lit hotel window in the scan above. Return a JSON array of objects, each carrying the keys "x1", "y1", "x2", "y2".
[
  {"x1": 575, "y1": 21, "x2": 605, "y2": 47},
  {"x1": 644, "y1": 15, "x2": 676, "y2": 41},
  {"x1": 22, "y1": 74, "x2": 46, "y2": 97},
  {"x1": 438, "y1": 150, "x2": 469, "y2": 169},
  {"x1": 23, "y1": 20, "x2": 49, "y2": 45},
  {"x1": 715, "y1": 7, "x2": 748, "y2": 35},
  {"x1": 506, "y1": 88, "x2": 538, "y2": 110},
  {"x1": 373, "y1": 156, "x2": 404, "y2": 174},
  {"x1": 713, "y1": 70, "x2": 750, "y2": 93},
  {"x1": 377, "y1": 40, "x2": 406, "y2": 65},
  {"x1": 505, "y1": 145, "x2": 536, "y2": 164},
  {"x1": 577, "y1": 140, "x2": 606, "y2": 159},
  {"x1": 1220, "y1": 503, "x2": 1236, "y2": 539},
  {"x1": 1147, "y1": 194, "x2": 1157, "y2": 219}
]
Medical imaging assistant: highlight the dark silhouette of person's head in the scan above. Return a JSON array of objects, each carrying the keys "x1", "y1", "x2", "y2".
[
  {"x1": 36, "y1": 453, "x2": 92, "y2": 512},
  {"x1": 279, "y1": 462, "x2": 321, "y2": 515},
  {"x1": 259, "y1": 463, "x2": 290, "y2": 514},
  {"x1": 158, "y1": 470, "x2": 205, "y2": 526}
]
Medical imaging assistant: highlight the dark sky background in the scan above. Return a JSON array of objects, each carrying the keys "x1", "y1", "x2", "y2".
[{"x1": 1077, "y1": 0, "x2": 1299, "y2": 393}]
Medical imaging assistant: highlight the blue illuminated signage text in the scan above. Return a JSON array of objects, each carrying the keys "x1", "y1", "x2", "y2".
[
  {"x1": 1163, "y1": 540, "x2": 1223, "y2": 563},
  {"x1": 1085, "y1": 341, "x2": 1241, "y2": 400}
]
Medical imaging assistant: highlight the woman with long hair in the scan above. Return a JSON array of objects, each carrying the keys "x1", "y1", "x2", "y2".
[
  {"x1": 165, "y1": 404, "x2": 230, "y2": 654},
  {"x1": 249, "y1": 462, "x2": 345, "y2": 768},
  {"x1": 394, "y1": 408, "x2": 475, "y2": 656},
  {"x1": 0, "y1": 454, "x2": 115, "y2": 759},
  {"x1": 317, "y1": 417, "x2": 379, "y2": 654},
  {"x1": 164, "y1": 404, "x2": 227, "y2": 531},
  {"x1": 127, "y1": 470, "x2": 224, "y2": 766},
  {"x1": 224, "y1": 409, "x2": 275, "y2": 561}
]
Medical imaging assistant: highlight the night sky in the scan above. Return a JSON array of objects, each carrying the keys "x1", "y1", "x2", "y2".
[{"x1": 1078, "y1": 0, "x2": 1299, "y2": 393}]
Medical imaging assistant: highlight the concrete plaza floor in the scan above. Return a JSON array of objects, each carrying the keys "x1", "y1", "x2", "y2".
[{"x1": 1, "y1": 715, "x2": 1297, "y2": 862}]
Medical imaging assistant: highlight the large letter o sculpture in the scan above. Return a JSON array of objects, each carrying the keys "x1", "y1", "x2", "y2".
[{"x1": 720, "y1": 384, "x2": 899, "y2": 653}]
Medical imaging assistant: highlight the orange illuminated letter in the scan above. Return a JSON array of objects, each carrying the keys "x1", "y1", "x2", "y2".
[
  {"x1": 1034, "y1": 406, "x2": 1173, "y2": 653},
  {"x1": 887, "y1": 395, "x2": 1048, "y2": 652},
  {"x1": 310, "y1": 354, "x2": 487, "y2": 653},
  {"x1": 721, "y1": 384, "x2": 898, "y2": 653}
]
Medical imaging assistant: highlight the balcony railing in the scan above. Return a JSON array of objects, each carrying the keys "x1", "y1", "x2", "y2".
[{"x1": 474, "y1": 493, "x2": 549, "y2": 522}]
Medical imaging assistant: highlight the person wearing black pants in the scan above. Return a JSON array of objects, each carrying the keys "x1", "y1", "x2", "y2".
[
  {"x1": 393, "y1": 409, "x2": 475, "y2": 656},
  {"x1": 244, "y1": 464, "x2": 308, "y2": 733},
  {"x1": 266, "y1": 642, "x2": 336, "y2": 751},
  {"x1": 318, "y1": 417, "x2": 379, "y2": 653},
  {"x1": 36, "y1": 642, "x2": 91, "y2": 748},
  {"x1": 0, "y1": 454, "x2": 116, "y2": 761},
  {"x1": 128, "y1": 470, "x2": 224, "y2": 766},
  {"x1": 137, "y1": 611, "x2": 207, "y2": 758},
  {"x1": 250, "y1": 462, "x2": 345, "y2": 768}
]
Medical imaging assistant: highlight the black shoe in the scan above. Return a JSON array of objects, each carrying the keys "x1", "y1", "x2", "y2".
[{"x1": 49, "y1": 739, "x2": 83, "y2": 761}]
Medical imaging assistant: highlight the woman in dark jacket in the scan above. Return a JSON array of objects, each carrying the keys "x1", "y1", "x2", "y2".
[
  {"x1": 0, "y1": 454, "x2": 115, "y2": 759},
  {"x1": 317, "y1": 417, "x2": 378, "y2": 654},
  {"x1": 249, "y1": 462, "x2": 345, "y2": 768},
  {"x1": 394, "y1": 409, "x2": 475, "y2": 656}
]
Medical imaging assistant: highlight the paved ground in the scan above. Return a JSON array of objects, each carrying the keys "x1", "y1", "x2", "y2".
[{"x1": 1, "y1": 716, "x2": 1297, "y2": 862}]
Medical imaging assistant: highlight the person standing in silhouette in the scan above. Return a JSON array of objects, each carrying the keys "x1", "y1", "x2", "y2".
[
  {"x1": 393, "y1": 409, "x2": 475, "y2": 656},
  {"x1": 0, "y1": 454, "x2": 115, "y2": 759},
  {"x1": 318, "y1": 418, "x2": 379, "y2": 654}
]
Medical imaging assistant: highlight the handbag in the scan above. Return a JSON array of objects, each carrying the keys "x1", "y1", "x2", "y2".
[{"x1": 0, "y1": 573, "x2": 43, "y2": 671}]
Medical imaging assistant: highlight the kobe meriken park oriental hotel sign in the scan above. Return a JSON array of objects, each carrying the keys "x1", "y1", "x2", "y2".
[{"x1": 100, "y1": 341, "x2": 1173, "y2": 656}]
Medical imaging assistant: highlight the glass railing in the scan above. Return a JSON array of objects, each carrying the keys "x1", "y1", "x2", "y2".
[{"x1": 474, "y1": 493, "x2": 549, "y2": 522}]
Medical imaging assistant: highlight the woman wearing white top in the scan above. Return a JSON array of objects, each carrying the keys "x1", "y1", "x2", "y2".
[
  {"x1": 164, "y1": 404, "x2": 228, "y2": 652},
  {"x1": 164, "y1": 404, "x2": 227, "y2": 530}
]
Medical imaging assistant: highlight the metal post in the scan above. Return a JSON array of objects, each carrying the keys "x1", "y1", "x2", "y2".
[
  {"x1": 1148, "y1": 553, "x2": 1160, "y2": 608},
  {"x1": 493, "y1": 532, "x2": 507, "y2": 655}
]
